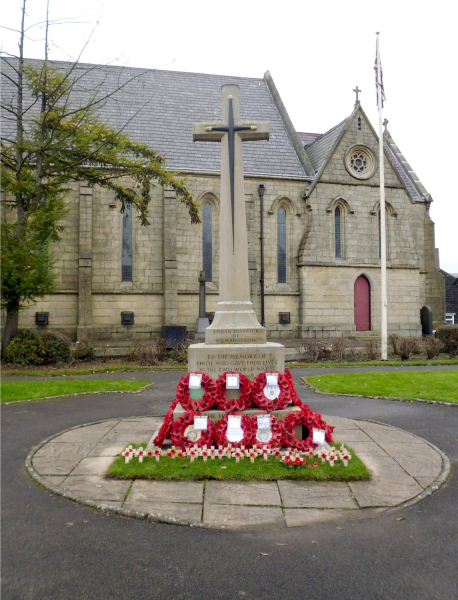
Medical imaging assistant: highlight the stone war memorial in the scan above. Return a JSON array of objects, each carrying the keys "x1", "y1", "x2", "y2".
[
  {"x1": 188, "y1": 84, "x2": 284, "y2": 379},
  {"x1": 151, "y1": 84, "x2": 334, "y2": 451}
]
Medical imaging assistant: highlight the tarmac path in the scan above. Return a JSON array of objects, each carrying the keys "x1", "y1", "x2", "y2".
[{"x1": 2, "y1": 367, "x2": 457, "y2": 599}]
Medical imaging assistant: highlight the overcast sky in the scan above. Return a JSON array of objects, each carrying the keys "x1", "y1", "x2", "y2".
[{"x1": 2, "y1": 0, "x2": 457, "y2": 272}]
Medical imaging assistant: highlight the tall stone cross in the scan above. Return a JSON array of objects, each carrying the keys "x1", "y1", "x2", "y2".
[
  {"x1": 193, "y1": 85, "x2": 270, "y2": 343},
  {"x1": 353, "y1": 86, "x2": 361, "y2": 102}
]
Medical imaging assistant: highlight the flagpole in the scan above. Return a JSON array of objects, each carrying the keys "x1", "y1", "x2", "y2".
[{"x1": 376, "y1": 32, "x2": 388, "y2": 360}]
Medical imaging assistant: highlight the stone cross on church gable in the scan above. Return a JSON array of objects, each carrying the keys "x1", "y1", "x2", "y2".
[{"x1": 193, "y1": 86, "x2": 269, "y2": 253}]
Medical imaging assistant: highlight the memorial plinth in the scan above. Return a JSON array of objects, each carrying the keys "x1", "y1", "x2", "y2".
[
  {"x1": 188, "y1": 342, "x2": 285, "y2": 380},
  {"x1": 189, "y1": 84, "x2": 285, "y2": 377}
]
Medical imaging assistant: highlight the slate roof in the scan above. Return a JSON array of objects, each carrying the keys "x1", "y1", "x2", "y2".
[
  {"x1": 303, "y1": 118, "x2": 348, "y2": 173},
  {"x1": 297, "y1": 132, "x2": 321, "y2": 146},
  {"x1": 0, "y1": 59, "x2": 307, "y2": 179},
  {"x1": 383, "y1": 141, "x2": 424, "y2": 200}
]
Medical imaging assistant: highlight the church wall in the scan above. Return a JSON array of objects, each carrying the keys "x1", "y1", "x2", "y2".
[
  {"x1": 19, "y1": 294, "x2": 78, "y2": 339},
  {"x1": 299, "y1": 265, "x2": 422, "y2": 338}
]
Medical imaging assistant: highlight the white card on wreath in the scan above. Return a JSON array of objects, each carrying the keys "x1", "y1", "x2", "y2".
[
  {"x1": 266, "y1": 373, "x2": 278, "y2": 386},
  {"x1": 226, "y1": 374, "x2": 240, "y2": 389},
  {"x1": 189, "y1": 373, "x2": 203, "y2": 389},
  {"x1": 257, "y1": 415, "x2": 271, "y2": 430},
  {"x1": 227, "y1": 415, "x2": 243, "y2": 442},
  {"x1": 194, "y1": 416, "x2": 208, "y2": 430},
  {"x1": 312, "y1": 428, "x2": 326, "y2": 444}
]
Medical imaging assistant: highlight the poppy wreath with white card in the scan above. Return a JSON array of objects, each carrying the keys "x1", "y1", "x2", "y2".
[
  {"x1": 252, "y1": 371, "x2": 291, "y2": 411},
  {"x1": 252, "y1": 413, "x2": 284, "y2": 449},
  {"x1": 153, "y1": 398, "x2": 180, "y2": 448},
  {"x1": 283, "y1": 368, "x2": 303, "y2": 407},
  {"x1": 214, "y1": 414, "x2": 256, "y2": 448},
  {"x1": 215, "y1": 372, "x2": 252, "y2": 412},
  {"x1": 170, "y1": 411, "x2": 214, "y2": 449},
  {"x1": 175, "y1": 372, "x2": 217, "y2": 412},
  {"x1": 281, "y1": 405, "x2": 334, "y2": 451}
]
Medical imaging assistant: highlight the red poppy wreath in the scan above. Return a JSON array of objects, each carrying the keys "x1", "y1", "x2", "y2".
[
  {"x1": 251, "y1": 413, "x2": 284, "y2": 449},
  {"x1": 284, "y1": 368, "x2": 303, "y2": 407},
  {"x1": 281, "y1": 405, "x2": 334, "y2": 451},
  {"x1": 215, "y1": 372, "x2": 252, "y2": 412},
  {"x1": 153, "y1": 398, "x2": 180, "y2": 448},
  {"x1": 170, "y1": 411, "x2": 214, "y2": 450},
  {"x1": 252, "y1": 371, "x2": 291, "y2": 411},
  {"x1": 175, "y1": 372, "x2": 217, "y2": 412},
  {"x1": 214, "y1": 414, "x2": 256, "y2": 448}
]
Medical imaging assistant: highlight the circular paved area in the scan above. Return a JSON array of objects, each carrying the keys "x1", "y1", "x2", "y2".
[{"x1": 26, "y1": 414, "x2": 448, "y2": 529}]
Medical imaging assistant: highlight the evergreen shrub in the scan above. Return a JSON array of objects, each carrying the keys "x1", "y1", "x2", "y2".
[{"x1": 3, "y1": 329, "x2": 71, "y2": 365}]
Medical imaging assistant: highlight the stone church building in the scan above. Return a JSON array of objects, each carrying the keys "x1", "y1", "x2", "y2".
[{"x1": 3, "y1": 61, "x2": 445, "y2": 341}]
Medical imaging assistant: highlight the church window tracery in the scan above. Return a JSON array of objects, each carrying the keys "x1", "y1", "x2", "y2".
[{"x1": 344, "y1": 144, "x2": 376, "y2": 180}]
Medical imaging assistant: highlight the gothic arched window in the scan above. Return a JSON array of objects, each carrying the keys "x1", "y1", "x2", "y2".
[
  {"x1": 335, "y1": 206, "x2": 342, "y2": 258},
  {"x1": 202, "y1": 202, "x2": 213, "y2": 282},
  {"x1": 122, "y1": 203, "x2": 133, "y2": 282},
  {"x1": 277, "y1": 207, "x2": 287, "y2": 284}
]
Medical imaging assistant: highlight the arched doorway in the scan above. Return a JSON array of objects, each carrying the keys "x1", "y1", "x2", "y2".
[
  {"x1": 354, "y1": 275, "x2": 371, "y2": 331},
  {"x1": 420, "y1": 305, "x2": 433, "y2": 335}
]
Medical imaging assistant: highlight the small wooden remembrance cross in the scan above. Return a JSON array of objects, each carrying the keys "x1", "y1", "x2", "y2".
[{"x1": 193, "y1": 86, "x2": 269, "y2": 254}]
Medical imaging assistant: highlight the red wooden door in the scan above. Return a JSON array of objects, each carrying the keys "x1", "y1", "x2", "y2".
[{"x1": 354, "y1": 275, "x2": 371, "y2": 331}]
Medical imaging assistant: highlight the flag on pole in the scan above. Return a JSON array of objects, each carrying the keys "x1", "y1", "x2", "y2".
[{"x1": 374, "y1": 50, "x2": 386, "y2": 108}]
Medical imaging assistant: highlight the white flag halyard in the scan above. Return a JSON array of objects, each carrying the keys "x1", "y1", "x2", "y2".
[{"x1": 375, "y1": 32, "x2": 388, "y2": 360}]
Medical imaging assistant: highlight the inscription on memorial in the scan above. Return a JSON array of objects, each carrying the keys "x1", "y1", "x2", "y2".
[{"x1": 195, "y1": 352, "x2": 278, "y2": 378}]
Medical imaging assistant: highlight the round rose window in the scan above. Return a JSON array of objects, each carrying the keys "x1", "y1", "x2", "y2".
[{"x1": 344, "y1": 145, "x2": 376, "y2": 180}]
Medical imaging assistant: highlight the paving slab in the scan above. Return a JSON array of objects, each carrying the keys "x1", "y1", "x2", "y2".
[
  {"x1": 88, "y1": 442, "x2": 127, "y2": 457},
  {"x1": 99, "y1": 430, "x2": 153, "y2": 444},
  {"x1": 34, "y1": 442, "x2": 97, "y2": 460},
  {"x1": 278, "y1": 481, "x2": 358, "y2": 509},
  {"x1": 321, "y1": 415, "x2": 360, "y2": 429},
  {"x1": 60, "y1": 475, "x2": 131, "y2": 501},
  {"x1": 332, "y1": 429, "x2": 372, "y2": 443},
  {"x1": 382, "y1": 443, "x2": 443, "y2": 477},
  {"x1": 349, "y1": 476, "x2": 423, "y2": 508},
  {"x1": 127, "y1": 480, "x2": 204, "y2": 504},
  {"x1": 343, "y1": 441, "x2": 388, "y2": 456},
  {"x1": 356, "y1": 423, "x2": 420, "y2": 445},
  {"x1": 203, "y1": 504, "x2": 284, "y2": 528},
  {"x1": 205, "y1": 481, "x2": 281, "y2": 506},
  {"x1": 40, "y1": 475, "x2": 67, "y2": 486},
  {"x1": 110, "y1": 418, "x2": 163, "y2": 431},
  {"x1": 415, "y1": 476, "x2": 438, "y2": 488},
  {"x1": 52, "y1": 424, "x2": 117, "y2": 444},
  {"x1": 123, "y1": 500, "x2": 202, "y2": 524},
  {"x1": 32, "y1": 456, "x2": 81, "y2": 476},
  {"x1": 71, "y1": 456, "x2": 115, "y2": 476}
]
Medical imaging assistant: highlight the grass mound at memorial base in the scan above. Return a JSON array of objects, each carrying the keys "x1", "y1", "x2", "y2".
[{"x1": 106, "y1": 444, "x2": 370, "y2": 482}]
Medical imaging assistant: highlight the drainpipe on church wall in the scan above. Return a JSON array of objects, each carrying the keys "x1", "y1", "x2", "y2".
[{"x1": 258, "y1": 184, "x2": 266, "y2": 327}]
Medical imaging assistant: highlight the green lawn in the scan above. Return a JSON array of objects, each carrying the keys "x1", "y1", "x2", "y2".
[
  {"x1": 1, "y1": 379, "x2": 150, "y2": 403},
  {"x1": 305, "y1": 370, "x2": 458, "y2": 403},
  {"x1": 107, "y1": 444, "x2": 370, "y2": 482},
  {"x1": 3, "y1": 358, "x2": 458, "y2": 378}
]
